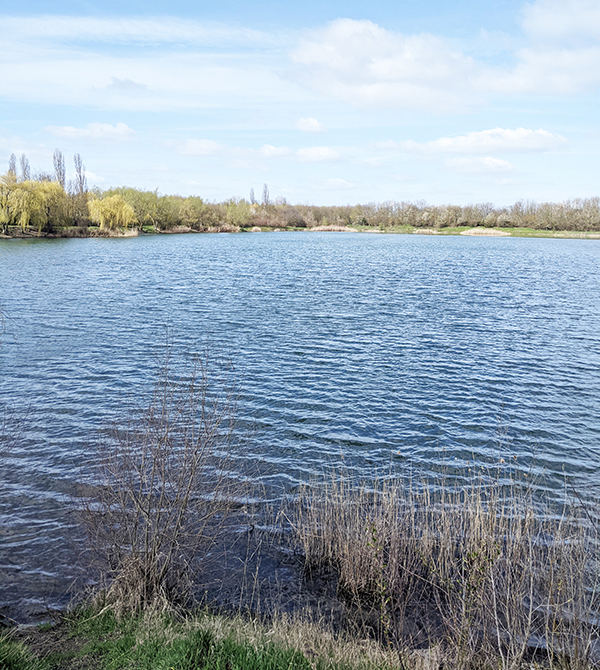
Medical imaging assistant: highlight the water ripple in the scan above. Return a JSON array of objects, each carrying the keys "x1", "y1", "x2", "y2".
[{"x1": 1, "y1": 232, "x2": 600, "y2": 620}]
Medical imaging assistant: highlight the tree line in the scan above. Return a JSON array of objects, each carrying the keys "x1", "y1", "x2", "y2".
[{"x1": 2, "y1": 151, "x2": 600, "y2": 235}]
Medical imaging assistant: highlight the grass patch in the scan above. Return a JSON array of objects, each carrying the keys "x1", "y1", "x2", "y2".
[{"x1": 9, "y1": 607, "x2": 402, "y2": 670}]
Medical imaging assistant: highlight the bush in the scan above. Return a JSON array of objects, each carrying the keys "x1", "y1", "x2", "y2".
[{"x1": 80, "y1": 348, "x2": 241, "y2": 616}]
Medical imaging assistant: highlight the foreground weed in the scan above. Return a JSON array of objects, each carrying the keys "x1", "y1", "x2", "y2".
[
  {"x1": 0, "y1": 632, "x2": 40, "y2": 670},
  {"x1": 131, "y1": 631, "x2": 318, "y2": 670},
  {"x1": 48, "y1": 607, "x2": 402, "y2": 670}
]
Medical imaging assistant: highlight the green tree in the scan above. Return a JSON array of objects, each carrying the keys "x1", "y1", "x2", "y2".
[
  {"x1": 0, "y1": 179, "x2": 69, "y2": 233},
  {"x1": 34, "y1": 180, "x2": 70, "y2": 232},
  {"x1": 0, "y1": 174, "x2": 16, "y2": 234},
  {"x1": 225, "y1": 198, "x2": 252, "y2": 228},
  {"x1": 102, "y1": 187, "x2": 160, "y2": 229}
]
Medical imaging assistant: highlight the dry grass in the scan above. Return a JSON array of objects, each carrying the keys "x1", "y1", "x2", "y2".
[
  {"x1": 80, "y1": 347, "x2": 244, "y2": 616},
  {"x1": 292, "y1": 469, "x2": 599, "y2": 670},
  {"x1": 310, "y1": 225, "x2": 358, "y2": 232}
]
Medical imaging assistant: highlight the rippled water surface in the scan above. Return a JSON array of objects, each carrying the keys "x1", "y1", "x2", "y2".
[{"x1": 1, "y1": 232, "x2": 600, "y2": 619}]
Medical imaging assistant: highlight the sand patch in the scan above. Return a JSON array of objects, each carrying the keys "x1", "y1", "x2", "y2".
[{"x1": 460, "y1": 228, "x2": 510, "y2": 236}]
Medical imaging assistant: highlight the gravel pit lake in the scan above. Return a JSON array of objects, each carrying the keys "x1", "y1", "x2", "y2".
[{"x1": 1, "y1": 231, "x2": 600, "y2": 621}]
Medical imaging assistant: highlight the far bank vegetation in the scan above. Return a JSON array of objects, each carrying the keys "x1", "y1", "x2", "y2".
[{"x1": 3, "y1": 150, "x2": 600, "y2": 237}]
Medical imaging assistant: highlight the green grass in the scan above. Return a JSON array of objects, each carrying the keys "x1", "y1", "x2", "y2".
[
  {"x1": 0, "y1": 633, "x2": 40, "y2": 670},
  {"x1": 1, "y1": 608, "x2": 401, "y2": 670}
]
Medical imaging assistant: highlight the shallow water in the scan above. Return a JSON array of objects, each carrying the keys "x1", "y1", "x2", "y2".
[{"x1": 1, "y1": 232, "x2": 600, "y2": 620}]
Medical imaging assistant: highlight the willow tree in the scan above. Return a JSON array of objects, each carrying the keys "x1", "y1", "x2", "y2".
[
  {"x1": 0, "y1": 174, "x2": 15, "y2": 234},
  {"x1": 0, "y1": 178, "x2": 38, "y2": 232},
  {"x1": 88, "y1": 195, "x2": 136, "y2": 230},
  {"x1": 0, "y1": 178, "x2": 69, "y2": 233},
  {"x1": 33, "y1": 181, "x2": 70, "y2": 232}
]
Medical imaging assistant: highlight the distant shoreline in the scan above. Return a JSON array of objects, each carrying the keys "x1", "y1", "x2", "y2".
[{"x1": 2, "y1": 224, "x2": 600, "y2": 240}]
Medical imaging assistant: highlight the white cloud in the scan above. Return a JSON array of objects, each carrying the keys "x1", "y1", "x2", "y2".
[
  {"x1": 288, "y1": 6, "x2": 600, "y2": 109},
  {"x1": 521, "y1": 0, "x2": 600, "y2": 43},
  {"x1": 484, "y1": 47, "x2": 600, "y2": 96},
  {"x1": 445, "y1": 156, "x2": 516, "y2": 173},
  {"x1": 177, "y1": 139, "x2": 224, "y2": 156},
  {"x1": 0, "y1": 16, "x2": 284, "y2": 49},
  {"x1": 2, "y1": 7, "x2": 600, "y2": 119},
  {"x1": 259, "y1": 144, "x2": 291, "y2": 157},
  {"x1": 481, "y1": 0, "x2": 600, "y2": 95},
  {"x1": 323, "y1": 178, "x2": 356, "y2": 189},
  {"x1": 402, "y1": 127, "x2": 568, "y2": 154},
  {"x1": 290, "y1": 19, "x2": 479, "y2": 111},
  {"x1": 371, "y1": 140, "x2": 401, "y2": 151},
  {"x1": 107, "y1": 77, "x2": 148, "y2": 93},
  {"x1": 295, "y1": 117, "x2": 325, "y2": 133},
  {"x1": 45, "y1": 122, "x2": 136, "y2": 140},
  {"x1": 174, "y1": 140, "x2": 292, "y2": 161},
  {"x1": 0, "y1": 16, "x2": 301, "y2": 113},
  {"x1": 296, "y1": 146, "x2": 340, "y2": 162}
]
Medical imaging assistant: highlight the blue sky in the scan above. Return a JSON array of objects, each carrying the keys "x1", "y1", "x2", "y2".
[{"x1": 1, "y1": 0, "x2": 599, "y2": 206}]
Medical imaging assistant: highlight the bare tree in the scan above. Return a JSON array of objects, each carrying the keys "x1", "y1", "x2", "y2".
[
  {"x1": 74, "y1": 153, "x2": 87, "y2": 195},
  {"x1": 20, "y1": 154, "x2": 30, "y2": 181},
  {"x1": 262, "y1": 183, "x2": 270, "y2": 207},
  {"x1": 249, "y1": 187, "x2": 256, "y2": 205},
  {"x1": 53, "y1": 149, "x2": 66, "y2": 188},
  {"x1": 7, "y1": 154, "x2": 16, "y2": 177}
]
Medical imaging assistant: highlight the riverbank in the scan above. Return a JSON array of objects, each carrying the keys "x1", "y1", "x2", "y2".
[
  {"x1": 352, "y1": 224, "x2": 600, "y2": 238},
  {"x1": 2, "y1": 606, "x2": 404, "y2": 670},
  {"x1": 2, "y1": 470, "x2": 598, "y2": 670},
  {"x1": 2, "y1": 223, "x2": 600, "y2": 240}
]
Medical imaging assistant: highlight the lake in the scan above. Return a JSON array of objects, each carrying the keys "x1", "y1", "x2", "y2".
[{"x1": 1, "y1": 231, "x2": 600, "y2": 621}]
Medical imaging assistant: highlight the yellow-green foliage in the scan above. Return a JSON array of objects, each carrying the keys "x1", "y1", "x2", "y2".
[
  {"x1": 102, "y1": 187, "x2": 160, "y2": 228},
  {"x1": 0, "y1": 175, "x2": 14, "y2": 233},
  {"x1": 89, "y1": 194, "x2": 137, "y2": 230},
  {"x1": 225, "y1": 198, "x2": 253, "y2": 228},
  {"x1": 0, "y1": 175, "x2": 69, "y2": 233}
]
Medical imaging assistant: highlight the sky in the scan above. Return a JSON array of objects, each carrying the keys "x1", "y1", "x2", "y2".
[{"x1": 1, "y1": 0, "x2": 599, "y2": 206}]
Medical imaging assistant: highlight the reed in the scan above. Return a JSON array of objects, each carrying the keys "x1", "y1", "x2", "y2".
[{"x1": 292, "y1": 469, "x2": 599, "y2": 670}]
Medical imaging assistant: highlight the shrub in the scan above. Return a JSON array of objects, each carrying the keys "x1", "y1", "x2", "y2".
[{"x1": 80, "y1": 348, "x2": 241, "y2": 616}]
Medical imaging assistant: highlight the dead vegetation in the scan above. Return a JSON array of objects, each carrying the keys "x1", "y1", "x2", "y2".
[
  {"x1": 292, "y1": 470, "x2": 600, "y2": 670},
  {"x1": 79, "y1": 347, "x2": 244, "y2": 616}
]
